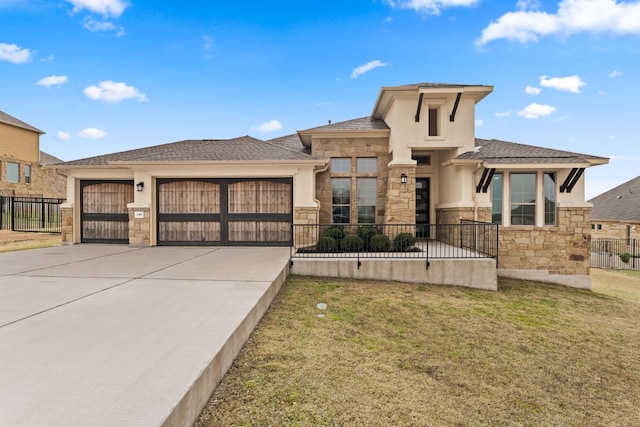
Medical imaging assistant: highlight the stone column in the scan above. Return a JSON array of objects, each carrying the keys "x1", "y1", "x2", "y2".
[
  {"x1": 61, "y1": 206, "x2": 74, "y2": 244},
  {"x1": 294, "y1": 206, "x2": 319, "y2": 248},
  {"x1": 128, "y1": 207, "x2": 151, "y2": 247}
]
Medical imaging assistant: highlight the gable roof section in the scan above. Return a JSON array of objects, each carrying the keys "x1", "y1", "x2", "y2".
[
  {"x1": 297, "y1": 116, "x2": 390, "y2": 147},
  {"x1": 56, "y1": 136, "x2": 317, "y2": 167},
  {"x1": 39, "y1": 151, "x2": 64, "y2": 165},
  {"x1": 266, "y1": 133, "x2": 308, "y2": 154},
  {"x1": 0, "y1": 111, "x2": 44, "y2": 134},
  {"x1": 452, "y1": 138, "x2": 608, "y2": 167},
  {"x1": 588, "y1": 175, "x2": 640, "y2": 222}
]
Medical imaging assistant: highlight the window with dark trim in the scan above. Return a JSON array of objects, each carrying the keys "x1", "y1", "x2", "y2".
[
  {"x1": 491, "y1": 173, "x2": 503, "y2": 224},
  {"x1": 357, "y1": 178, "x2": 376, "y2": 223},
  {"x1": 331, "y1": 178, "x2": 351, "y2": 223},
  {"x1": 428, "y1": 107, "x2": 439, "y2": 136},
  {"x1": 25, "y1": 165, "x2": 31, "y2": 184},
  {"x1": 544, "y1": 172, "x2": 556, "y2": 225}
]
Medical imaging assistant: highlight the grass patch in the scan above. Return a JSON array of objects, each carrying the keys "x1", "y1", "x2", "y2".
[
  {"x1": 196, "y1": 275, "x2": 640, "y2": 426},
  {"x1": 0, "y1": 231, "x2": 61, "y2": 253}
]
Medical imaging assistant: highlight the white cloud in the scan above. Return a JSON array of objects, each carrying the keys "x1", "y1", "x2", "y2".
[
  {"x1": 386, "y1": 0, "x2": 479, "y2": 15},
  {"x1": 83, "y1": 80, "x2": 148, "y2": 103},
  {"x1": 494, "y1": 111, "x2": 512, "y2": 118},
  {"x1": 517, "y1": 0, "x2": 541, "y2": 10},
  {"x1": 254, "y1": 120, "x2": 283, "y2": 133},
  {"x1": 525, "y1": 85, "x2": 541, "y2": 95},
  {"x1": 79, "y1": 128, "x2": 107, "y2": 139},
  {"x1": 475, "y1": 119, "x2": 484, "y2": 127},
  {"x1": 517, "y1": 103, "x2": 556, "y2": 119},
  {"x1": 66, "y1": 0, "x2": 129, "y2": 18},
  {"x1": 540, "y1": 75, "x2": 586, "y2": 93},
  {"x1": 609, "y1": 70, "x2": 622, "y2": 77},
  {"x1": 37, "y1": 75, "x2": 68, "y2": 87},
  {"x1": 477, "y1": 0, "x2": 640, "y2": 45},
  {"x1": 351, "y1": 60, "x2": 390, "y2": 78},
  {"x1": 56, "y1": 131, "x2": 72, "y2": 141},
  {"x1": 0, "y1": 43, "x2": 31, "y2": 64}
]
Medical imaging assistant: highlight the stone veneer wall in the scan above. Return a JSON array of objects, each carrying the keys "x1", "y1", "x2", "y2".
[
  {"x1": 128, "y1": 208, "x2": 151, "y2": 246},
  {"x1": 312, "y1": 137, "x2": 390, "y2": 224},
  {"x1": 293, "y1": 206, "x2": 319, "y2": 248},
  {"x1": 61, "y1": 207, "x2": 73, "y2": 243},
  {"x1": 590, "y1": 220, "x2": 640, "y2": 240},
  {"x1": 384, "y1": 164, "x2": 416, "y2": 225},
  {"x1": 0, "y1": 156, "x2": 66, "y2": 198},
  {"x1": 498, "y1": 206, "x2": 592, "y2": 276}
]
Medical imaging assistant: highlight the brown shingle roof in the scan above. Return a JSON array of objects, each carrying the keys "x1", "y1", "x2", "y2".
[
  {"x1": 589, "y1": 175, "x2": 640, "y2": 222},
  {"x1": 266, "y1": 133, "x2": 308, "y2": 153},
  {"x1": 299, "y1": 116, "x2": 389, "y2": 132},
  {"x1": 0, "y1": 111, "x2": 44, "y2": 134},
  {"x1": 456, "y1": 138, "x2": 608, "y2": 165},
  {"x1": 57, "y1": 136, "x2": 315, "y2": 166},
  {"x1": 39, "y1": 151, "x2": 63, "y2": 165}
]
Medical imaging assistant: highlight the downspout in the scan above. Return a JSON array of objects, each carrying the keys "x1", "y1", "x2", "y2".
[
  {"x1": 313, "y1": 162, "x2": 329, "y2": 224},
  {"x1": 472, "y1": 162, "x2": 483, "y2": 221}
]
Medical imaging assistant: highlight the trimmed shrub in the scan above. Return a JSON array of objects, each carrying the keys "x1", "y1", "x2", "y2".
[
  {"x1": 370, "y1": 234, "x2": 391, "y2": 252},
  {"x1": 341, "y1": 235, "x2": 365, "y2": 252},
  {"x1": 322, "y1": 225, "x2": 346, "y2": 241},
  {"x1": 316, "y1": 236, "x2": 338, "y2": 252},
  {"x1": 620, "y1": 252, "x2": 631, "y2": 263},
  {"x1": 394, "y1": 232, "x2": 416, "y2": 252},
  {"x1": 356, "y1": 225, "x2": 381, "y2": 248}
]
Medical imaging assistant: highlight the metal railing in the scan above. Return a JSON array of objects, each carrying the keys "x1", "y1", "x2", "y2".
[
  {"x1": 591, "y1": 238, "x2": 639, "y2": 270},
  {"x1": 0, "y1": 196, "x2": 65, "y2": 233},
  {"x1": 291, "y1": 222, "x2": 498, "y2": 263}
]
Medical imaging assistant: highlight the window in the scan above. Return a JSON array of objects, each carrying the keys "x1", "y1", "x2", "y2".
[
  {"x1": 356, "y1": 158, "x2": 377, "y2": 173},
  {"x1": 25, "y1": 165, "x2": 31, "y2": 184},
  {"x1": 544, "y1": 173, "x2": 556, "y2": 225},
  {"x1": 331, "y1": 158, "x2": 351, "y2": 173},
  {"x1": 357, "y1": 178, "x2": 376, "y2": 223},
  {"x1": 428, "y1": 107, "x2": 439, "y2": 136},
  {"x1": 331, "y1": 178, "x2": 351, "y2": 223},
  {"x1": 330, "y1": 157, "x2": 379, "y2": 224},
  {"x1": 491, "y1": 173, "x2": 503, "y2": 224},
  {"x1": 7, "y1": 162, "x2": 19, "y2": 183},
  {"x1": 510, "y1": 173, "x2": 536, "y2": 225}
]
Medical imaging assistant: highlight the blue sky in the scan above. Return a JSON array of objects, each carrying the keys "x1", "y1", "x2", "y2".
[{"x1": 1, "y1": 0, "x2": 639, "y2": 198}]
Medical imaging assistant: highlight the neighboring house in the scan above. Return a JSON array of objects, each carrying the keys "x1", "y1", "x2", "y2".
[
  {"x1": 51, "y1": 82, "x2": 608, "y2": 287},
  {"x1": 0, "y1": 111, "x2": 66, "y2": 198},
  {"x1": 588, "y1": 175, "x2": 640, "y2": 240}
]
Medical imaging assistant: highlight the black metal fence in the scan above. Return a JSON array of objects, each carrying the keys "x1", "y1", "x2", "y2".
[
  {"x1": 0, "y1": 196, "x2": 65, "y2": 233},
  {"x1": 591, "y1": 238, "x2": 639, "y2": 270},
  {"x1": 291, "y1": 222, "x2": 498, "y2": 262}
]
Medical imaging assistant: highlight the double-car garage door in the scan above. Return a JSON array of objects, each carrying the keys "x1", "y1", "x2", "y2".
[{"x1": 80, "y1": 178, "x2": 292, "y2": 246}]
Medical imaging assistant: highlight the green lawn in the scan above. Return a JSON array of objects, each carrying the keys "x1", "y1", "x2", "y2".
[{"x1": 196, "y1": 274, "x2": 640, "y2": 426}]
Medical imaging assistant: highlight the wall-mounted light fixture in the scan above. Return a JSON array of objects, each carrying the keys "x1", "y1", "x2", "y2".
[
  {"x1": 400, "y1": 173, "x2": 408, "y2": 184},
  {"x1": 136, "y1": 182, "x2": 144, "y2": 192}
]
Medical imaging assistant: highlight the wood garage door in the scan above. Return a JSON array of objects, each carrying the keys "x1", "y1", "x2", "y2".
[
  {"x1": 80, "y1": 180, "x2": 134, "y2": 243},
  {"x1": 157, "y1": 178, "x2": 292, "y2": 246}
]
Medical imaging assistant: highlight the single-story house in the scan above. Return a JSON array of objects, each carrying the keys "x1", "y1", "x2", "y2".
[
  {"x1": 589, "y1": 175, "x2": 640, "y2": 240},
  {"x1": 52, "y1": 82, "x2": 608, "y2": 287}
]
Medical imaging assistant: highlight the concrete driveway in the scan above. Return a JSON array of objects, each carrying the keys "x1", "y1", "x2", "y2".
[{"x1": 0, "y1": 244, "x2": 291, "y2": 427}]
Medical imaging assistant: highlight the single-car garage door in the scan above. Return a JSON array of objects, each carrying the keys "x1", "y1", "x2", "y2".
[
  {"x1": 81, "y1": 180, "x2": 134, "y2": 243},
  {"x1": 157, "y1": 178, "x2": 292, "y2": 246}
]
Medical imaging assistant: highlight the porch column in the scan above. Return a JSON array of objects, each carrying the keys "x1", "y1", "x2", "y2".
[{"x1": 384, "y1": 162, "x2": 416, "y2": 225}]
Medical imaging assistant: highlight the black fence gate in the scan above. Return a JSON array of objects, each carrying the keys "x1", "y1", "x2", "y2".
[{"x1": 0, "y1": 196, "x2": 65, "y2": 233}]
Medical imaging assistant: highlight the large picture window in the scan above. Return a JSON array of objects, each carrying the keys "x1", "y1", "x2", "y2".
[
  {"x1": 330, "y1": 157, "x2": 379, "y2": 224},
  {"x1": 492, "y1": 171, "x2": 559, "y2": 227}
]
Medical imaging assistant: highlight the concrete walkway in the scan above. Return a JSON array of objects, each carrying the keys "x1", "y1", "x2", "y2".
[{"x1": 0, "y1": 244, "x2": 291, "y2": 427}]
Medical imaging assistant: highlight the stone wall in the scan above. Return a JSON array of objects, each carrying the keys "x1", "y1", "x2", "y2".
[
  {"x1": 61, "y1": 207, "x2": 73, "y2": 243},
  {"x1": 498, "y1": 206, "x2": 591, "y2": 276},
  {"x1": 0, "y1": 156, "x2": 66, "y2": 198},
  {"x1": 312, "y1": 137, "x2": 390, "y2": 224},
  {"x1": 384, "y1": 164, "x2": 416, "y2": 225},
  {"x1": 293, "y1": 206, "x2": 319, "y2": 248},
  {"x1": 128, "y1": 208, "x2": 151, "y2": 246},
  {"x1": 591, "y1": 220, "x2": 640, "y2": 240}
]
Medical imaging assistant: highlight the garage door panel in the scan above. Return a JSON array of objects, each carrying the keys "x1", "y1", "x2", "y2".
[
  {"x1": 157, "y1": 178, "x2": 292, "y2": 246},
  {"x1": 228, "y1": 181, "x2": 291, "y2": 214},
  {"x1": 81, "y1": 181, "x2": 133, "y2": 244},
  {"x1": 228, "y1": 221, "x2": 291, "y2": 243},
  {"x1": 159, "y1": 221, "x2": 221, "y2": 243}
]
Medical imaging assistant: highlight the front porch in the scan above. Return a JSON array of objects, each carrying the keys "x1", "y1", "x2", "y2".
[{"x1": 289, "y1": 222, "x2": 498, "y2": 290}]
